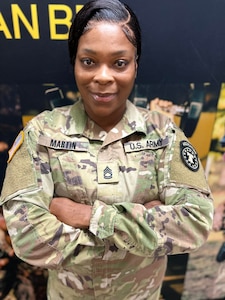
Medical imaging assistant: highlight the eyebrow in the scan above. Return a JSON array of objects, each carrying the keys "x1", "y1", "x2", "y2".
[{"x1": 80, "y1": 48, "x2": 129, "y2": 56}]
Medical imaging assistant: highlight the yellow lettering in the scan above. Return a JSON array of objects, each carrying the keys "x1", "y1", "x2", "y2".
[
  {"x1": 0, "y1": 12, "x2": 12, "y2": 39},
  {"x1": 49, "y1": 4, "x2": 73, "y2": 40},
  {"x1": 0, "y1": 3, "x2": 84, "y2": 40},
  {"x1": 11, "y1": 4, "x2": 39, "y2": 39},
  {"x1": 76, "y1": 5, "x2": 84, "y2": 13}
]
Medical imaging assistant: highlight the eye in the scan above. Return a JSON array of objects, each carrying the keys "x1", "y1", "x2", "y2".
[
  {"x1": 81, "y1": 58, "x2": 95, "y2": 67},
  {"x1": 115, "y1": 59, "x2": 128, "y2": 69}
]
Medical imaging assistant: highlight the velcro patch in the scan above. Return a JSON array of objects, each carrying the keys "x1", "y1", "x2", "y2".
[
  {"x1": 7, "y1": 131, "x2": 24, "y2": 163},
  {"x1": 180, "y1": 140, "x2": 199, "y2": 172},
  {"x1": 97, "y1": 162, "x2": 119, "y2": 183}
]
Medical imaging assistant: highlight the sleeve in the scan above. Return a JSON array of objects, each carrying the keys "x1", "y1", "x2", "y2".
[
  {"x1": 89, "y1": 124, "x2": 214, "y2": 257},
  {"x1": 0, "y1": 120, "x2": 103, "y2": 270}
]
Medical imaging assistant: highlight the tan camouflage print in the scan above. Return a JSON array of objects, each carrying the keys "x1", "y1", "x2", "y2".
[{"x1": 0, "y1": 100, "x2": 213, "y2": 299}]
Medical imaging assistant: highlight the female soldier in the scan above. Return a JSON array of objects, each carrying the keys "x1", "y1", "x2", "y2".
[{"x1": 1, "y1": 0, "x2": 213, "y2": 299}]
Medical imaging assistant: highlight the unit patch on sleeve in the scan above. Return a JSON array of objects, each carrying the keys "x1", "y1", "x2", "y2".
[{"x1": 180, "y1": 140, "x2": 199, "y2": 172}]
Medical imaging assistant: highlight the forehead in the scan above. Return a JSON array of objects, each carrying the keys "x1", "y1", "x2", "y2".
[{"x1": 77, "y1": 22, "x2": 135, "y2": 53}]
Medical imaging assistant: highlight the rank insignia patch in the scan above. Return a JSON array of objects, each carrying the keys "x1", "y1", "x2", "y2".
[
  {"x1": 97, "y1": 162, "x2": 119, "y2": 183},
  {"x1": 103, "y1": 166, "x2": 113, "y2": 179},
  {"x1": 180, "y1": 140, "x2": 199, "y2": 172}
]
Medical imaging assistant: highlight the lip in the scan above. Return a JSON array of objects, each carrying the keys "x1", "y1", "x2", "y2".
[{"x1": 92, "y1": 93, "x2": 116, "y2": 103}]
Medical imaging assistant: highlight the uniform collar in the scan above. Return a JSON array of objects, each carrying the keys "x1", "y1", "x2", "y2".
[
  {"x1": 62, "y1": 100, "x2": 87, "y2": 136},
  {"x1": 62, "y1": 99, "x2": 147, "y2": 142}
]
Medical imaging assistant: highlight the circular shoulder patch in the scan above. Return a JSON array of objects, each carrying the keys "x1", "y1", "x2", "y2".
[{"x1": 180, "y1": 140, "x2": 199, "y2": 172}]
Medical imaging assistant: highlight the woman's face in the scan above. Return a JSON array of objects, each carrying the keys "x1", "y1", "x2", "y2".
[{"x1": 74, "y1": 22, "x2": 137, "y2": 131}]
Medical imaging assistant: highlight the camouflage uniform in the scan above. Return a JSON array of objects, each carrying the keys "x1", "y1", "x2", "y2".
[{"x1": 0, "y1": 100, "x2": 213, "y2": 299}]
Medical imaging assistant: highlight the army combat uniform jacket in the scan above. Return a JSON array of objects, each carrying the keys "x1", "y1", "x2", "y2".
[{"x1": 0, "y1": 100, "x2": 213, "y2": 300}]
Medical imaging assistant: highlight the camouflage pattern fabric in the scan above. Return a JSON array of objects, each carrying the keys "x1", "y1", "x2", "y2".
[{"x1": 0, "y1": 100, "x2": 213, "y2": 299}]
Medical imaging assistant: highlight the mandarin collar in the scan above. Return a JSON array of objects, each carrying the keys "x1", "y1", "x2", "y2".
[{"x1": 62, "y1": 99, "x2": 147, "y2": 141}]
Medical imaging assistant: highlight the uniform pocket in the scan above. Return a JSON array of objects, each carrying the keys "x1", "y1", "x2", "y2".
[{"x1": 51, "y1": 150, "x2": 97, "y2": 205}]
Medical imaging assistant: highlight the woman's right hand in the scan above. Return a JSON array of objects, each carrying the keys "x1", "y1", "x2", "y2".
[{"x1": 144, "y1": 200, "x2": 163, "y2": 209}]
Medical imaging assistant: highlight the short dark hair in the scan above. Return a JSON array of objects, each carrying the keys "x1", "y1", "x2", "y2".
[{"x1": 68, "y1": 0, "x2": 141, "y2": 65}]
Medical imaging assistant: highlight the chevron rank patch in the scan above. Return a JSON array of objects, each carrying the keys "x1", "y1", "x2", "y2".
[
  {"x1": 97, "y1": 162, "x2": 119, "y2": 183},
  {"x1": 180, "y1": 140, "x2": 199, "y2": 172},
  {"x1": 7, "y1": 131, "x2": 24, "y2": 163}
]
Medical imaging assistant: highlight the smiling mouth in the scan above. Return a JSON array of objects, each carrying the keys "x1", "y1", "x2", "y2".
[{"x1": 92, "y1": 93, "x2": 116, "y2": 103}]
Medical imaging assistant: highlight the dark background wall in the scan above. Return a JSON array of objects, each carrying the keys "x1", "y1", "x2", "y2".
[{"x1": 1, "y1": 0, "x2": 225, "y2": 85}]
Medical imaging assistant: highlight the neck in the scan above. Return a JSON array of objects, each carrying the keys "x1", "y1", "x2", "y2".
[
  {"x1": 85, "y1": 105, "x2": 126, "y2": 132},
  {"x1": 94, "y1": 117, "x2": 121, "y2": 132}
]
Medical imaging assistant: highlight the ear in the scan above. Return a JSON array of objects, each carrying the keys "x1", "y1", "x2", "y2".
[{"x1": 135, "y1": 61, "x2": 138, "y2": 78}]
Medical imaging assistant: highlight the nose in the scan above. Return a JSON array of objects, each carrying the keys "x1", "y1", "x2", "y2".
[{"x1": 93, "y1": 64, "x2": 114, "y2": 84}]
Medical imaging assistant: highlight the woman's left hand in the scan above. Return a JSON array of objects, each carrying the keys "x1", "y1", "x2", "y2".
[
  {"x1": 49, "y1": 197, "x2": 92, "y2": 228},
  {"x1": 50, "y1": 197, "x2": 163, "y2": 229}
]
